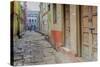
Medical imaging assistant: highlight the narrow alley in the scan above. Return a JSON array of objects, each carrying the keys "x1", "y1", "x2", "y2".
[
  {"x1": 14, "y1": 31, "x2": 80, "y2": 66},
  {"x1": 11, "y1": 1, "x2": 97, "y2": 66}
]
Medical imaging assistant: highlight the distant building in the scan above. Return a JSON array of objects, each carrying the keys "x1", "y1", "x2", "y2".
[{"x1": 26, "y1": 11, "x2": 40, "y2": 31}]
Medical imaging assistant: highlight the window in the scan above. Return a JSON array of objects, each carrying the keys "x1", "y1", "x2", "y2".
[
  {"x1": 53, "y1": 4, "x2": 57, "y2": 24},
  {"x1": 32, "y1": 19, "x2": 34, "y2": 22},
  {"x1": 48, "y1": 4, "x2": 50, "y2": 11},
  {"x1": 29, "y1": 19, "x2": 31, "y2": 23},
  {"x1": 35, "y1": 19, "x2": 36, "y2": 22}
]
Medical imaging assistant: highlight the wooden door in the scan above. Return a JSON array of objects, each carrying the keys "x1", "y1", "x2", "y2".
[{"x1": 80, "y1": 6, "x2": 97, "y2": 61}]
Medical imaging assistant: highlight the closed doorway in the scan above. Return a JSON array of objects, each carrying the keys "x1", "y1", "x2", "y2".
[{"x1": 80, "y1": 6, "x2": 97, "y2": 61}]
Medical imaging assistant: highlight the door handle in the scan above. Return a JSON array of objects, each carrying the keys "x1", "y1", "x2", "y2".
[{"x1": 89, "y1": 27, "x2": 95, "y2": 33}]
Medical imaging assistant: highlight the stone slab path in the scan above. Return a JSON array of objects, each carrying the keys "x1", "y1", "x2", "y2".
[{"x1": 13, "y1": 31, "x2": 80, "y2": 66}]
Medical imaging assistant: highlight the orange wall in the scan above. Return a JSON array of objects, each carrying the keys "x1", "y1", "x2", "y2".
[
  {"x1": 51, "y1": 30, "x2": 62, "y2": 47},
  {"x1": 49, "y1": 4, "x2": 64, "y2": 49},
  {"x1": 47, "y1": 4, "x2": 64, "y2": 49}
]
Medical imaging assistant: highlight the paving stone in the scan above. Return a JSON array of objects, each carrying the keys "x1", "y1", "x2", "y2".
[
  {"x1": 14, "y1": 31, "x2": 79, "y2": 65},
  {"x1": 14, "y1": 60, "x2": 24, "y2": 66},
  {"x1": 24, "y1": 58, "x2": 32, "y2": 63},
  {"x1": 45, "y1": 60, "x2": 56, "y2": 64},
  {"x1": 43, "y1": 48, "x2": 56, "y2": 53},
  {"x1": 43, "y1": 55, "x2": 55, "y2": 62},
  {"x1": 33, "y1": 56, "x2": 43, "y2": 62},
  {"x1": 43, "y1": 52, "x2": 52, "y2": 57}
]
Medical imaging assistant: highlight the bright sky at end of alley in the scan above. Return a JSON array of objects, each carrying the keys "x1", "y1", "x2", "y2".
[{"x1": 26, "y1": 2, "x2": 40, "y2": 11}]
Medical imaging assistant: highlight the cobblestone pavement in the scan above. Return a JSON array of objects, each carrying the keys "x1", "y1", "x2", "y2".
[{"x1": 13, "y1": 31, "x2": 80, "y2": 66}]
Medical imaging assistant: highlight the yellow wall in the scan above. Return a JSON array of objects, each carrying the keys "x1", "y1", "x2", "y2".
[
  {"x1": 13, "y1": 1, "x2": 24, "y2": 38},
  {"x1": 13, "y1": 15, "x2": 18, "y2": 36}
]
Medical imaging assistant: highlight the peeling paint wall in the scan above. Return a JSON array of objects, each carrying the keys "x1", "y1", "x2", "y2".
[
  {"x1": 12, "y1": 1, "x2": 25, "y2": 38},
  {"x1": 39, "y1": 3, "x2": 49, "y2": 35},
  {"x1": 70, "y1": 5, "x2": 77, "y2": 54},
  {"x1": 49, "y1": 4, "x2": 64, "y2": 49}
]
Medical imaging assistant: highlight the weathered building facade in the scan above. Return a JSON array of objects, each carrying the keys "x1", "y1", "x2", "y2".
[
  {"x1": 40, "y1": 3, "x2": 97, "y2": 61},
  {"x1": 11, "y1": 1, "x2": 25, "y2": 40},
  {"x1": 39, "y1": 3, "x2": 49, "y2": 35}
]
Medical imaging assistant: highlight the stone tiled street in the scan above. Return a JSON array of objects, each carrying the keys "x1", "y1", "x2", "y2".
[{"x1": 13, "y1": 31, "x2": 81, "y2": 66}]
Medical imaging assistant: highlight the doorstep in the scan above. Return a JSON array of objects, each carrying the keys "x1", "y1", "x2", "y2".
[{"x1": 59, "y1": 47, "x2": 84, "y2": 62}]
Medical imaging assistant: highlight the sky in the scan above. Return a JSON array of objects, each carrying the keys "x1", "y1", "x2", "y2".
[{"x1": 26, "y1": 2, "x2": 40, "y2": 11}]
